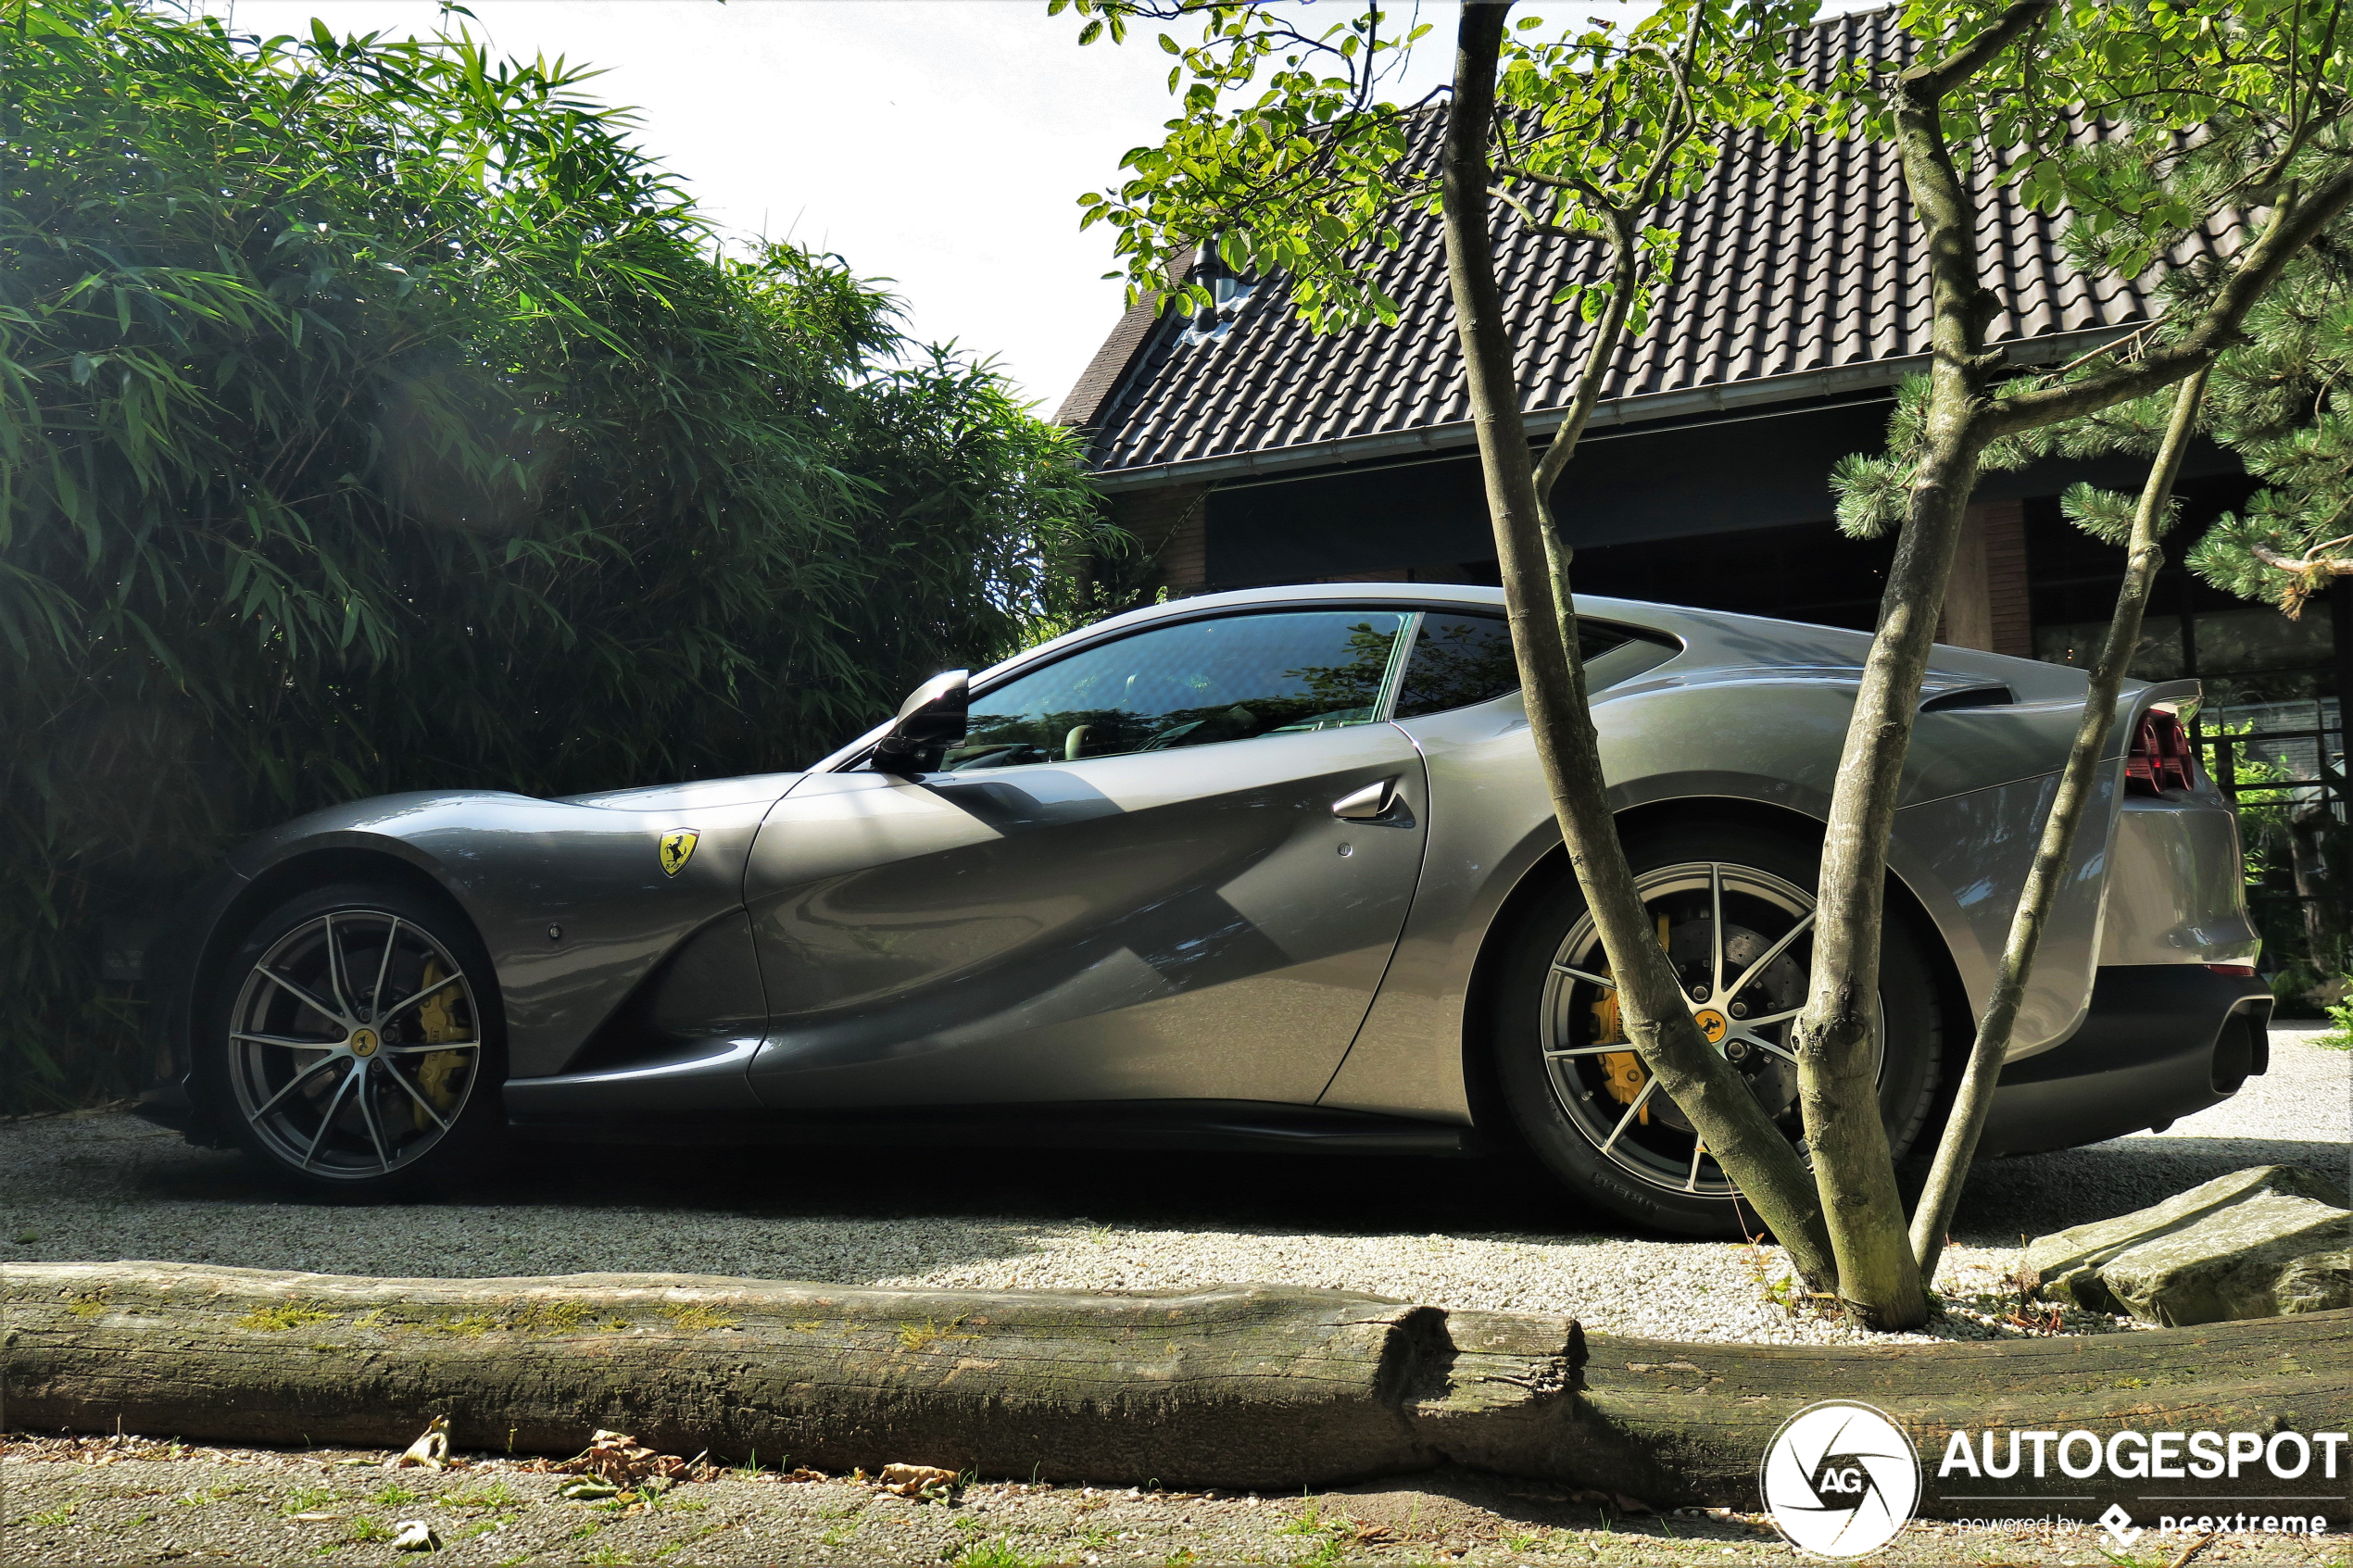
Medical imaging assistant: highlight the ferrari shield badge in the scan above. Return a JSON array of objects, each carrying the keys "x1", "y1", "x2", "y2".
[{"x1": 659, "y1": 829, "x2": 698, "y2": 877}]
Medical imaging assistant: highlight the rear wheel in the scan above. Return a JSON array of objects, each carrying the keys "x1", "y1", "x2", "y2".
[
  {"x1": 1493, "y1": 822, "x2": 1942, "y2": 1236},
  {"x1": 201, "y1": 881, "x2": 504, "y2": 1197}
]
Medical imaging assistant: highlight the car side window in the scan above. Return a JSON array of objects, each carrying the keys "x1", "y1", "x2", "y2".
[
  {"x1": 944, "y1": 610, "x2": 1409, "y2": 770},
  {"x1": 1392, "y1": 612, "x2": 1630, "y2": 719}
]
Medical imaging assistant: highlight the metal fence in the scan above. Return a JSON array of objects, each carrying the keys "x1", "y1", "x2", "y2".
[{"x1": 2197, "y1": 696, "x2": 2351, "y2": 993}]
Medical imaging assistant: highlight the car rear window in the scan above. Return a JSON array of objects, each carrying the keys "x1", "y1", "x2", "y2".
[{"x1": 1393, "y1": 611, "x2": 1630, "y2": 719}]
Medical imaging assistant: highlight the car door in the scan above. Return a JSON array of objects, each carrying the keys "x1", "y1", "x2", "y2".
[{"x1": 742, "y1": 606, "x2": 1431, "y2": 1109}]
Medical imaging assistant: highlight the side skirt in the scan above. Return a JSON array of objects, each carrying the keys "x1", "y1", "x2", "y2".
[{"x1": 506, "y1": 1099, "x2": 1476, "y2": 1158}]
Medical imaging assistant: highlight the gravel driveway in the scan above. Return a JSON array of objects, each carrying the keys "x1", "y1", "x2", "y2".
[{"x1": 6, "y1": 1027, "x2": 2345, "y2": 1347}]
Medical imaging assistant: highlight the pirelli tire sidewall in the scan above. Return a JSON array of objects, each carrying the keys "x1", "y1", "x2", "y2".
[{"x1": 1492, "y1": 821, "x2": 1943, "y2": 1238}]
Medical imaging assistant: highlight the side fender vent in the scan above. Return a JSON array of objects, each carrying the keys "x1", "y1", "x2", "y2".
[{"x1": 1919, "y1": 684, "x2": 2015, "y2": 713}]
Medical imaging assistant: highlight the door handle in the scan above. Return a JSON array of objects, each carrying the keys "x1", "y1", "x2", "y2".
[{"x1": 1332, "y1": 778, "x2": 1408, "y2": 823}]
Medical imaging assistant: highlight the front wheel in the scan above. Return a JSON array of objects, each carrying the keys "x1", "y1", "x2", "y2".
[
  {"x1": 200, "y1": 880, "x2": 505, "y2": 1197},
  {"x1": 1492, "y1": 822, "x2": 1942, "y2": 1236}
]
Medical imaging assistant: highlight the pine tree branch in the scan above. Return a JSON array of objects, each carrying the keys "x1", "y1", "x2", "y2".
[{"x1": 1991, "y1": 159, "x2": 2353, "y2": 437}]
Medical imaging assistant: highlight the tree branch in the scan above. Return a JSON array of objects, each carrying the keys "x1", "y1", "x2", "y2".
[
  {"x1": 1897, "y1": 0, "x2": 2055, "y2": 103},
  {"x1": 2253, "y1": 538, "x2": 2353, "y2": 573}
]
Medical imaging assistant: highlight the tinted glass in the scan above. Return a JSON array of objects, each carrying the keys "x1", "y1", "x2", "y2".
[
  {"x1": 944, "y1": 610, "x2": 1407, "y2": 770},
  {"x1": 1393, "y1": 612, "x2": 1630, "y2": 719}
]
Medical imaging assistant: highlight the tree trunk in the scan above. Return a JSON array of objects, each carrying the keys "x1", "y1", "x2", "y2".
[
  {"x1": 1793, "y1": 49, "x2": 2016, "y2": 1332},
  {"x1": 9, "y1": 1263, "x2": 2345, "y2": 1524},
  {"x1": 1909, "y1": 370, "x2": 2209, "y2": 1281},
  {"x1": 1441, "y1": 0, "x2": 1834, "y2": 1288}
]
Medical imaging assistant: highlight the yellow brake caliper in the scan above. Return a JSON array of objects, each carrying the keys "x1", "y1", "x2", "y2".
[
  {"x1": 1588, "y1": 915, "x2": 1674, "y2": 1124},
  {"x1": 410, "y1": 959, "x2": 468, "y2": 1129}
]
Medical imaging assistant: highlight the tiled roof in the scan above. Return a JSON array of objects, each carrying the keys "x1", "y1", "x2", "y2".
[{"x1": 1066, "y1": 6, "x2": 2233, "y2": 485}]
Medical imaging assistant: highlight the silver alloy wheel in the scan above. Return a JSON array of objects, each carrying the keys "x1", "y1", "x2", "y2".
[
  {"x1": 224, "y1": 909, "x2": 482, "y2": 1181},
  {"x1": 1539, "y1": 860, "x2": 1884, "y2": 1199}
]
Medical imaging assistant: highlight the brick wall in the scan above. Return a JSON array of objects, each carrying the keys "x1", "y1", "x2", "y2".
[
  {"x1": 1981, "y1": 498, "x2": 2033, "y2": 657},
  {"x1": 1939, "y1": 498, "x2": 2032, "y2": 656},
  {"x1": 1111, "y1": 484, "x2": 1210, "y2": 596}
]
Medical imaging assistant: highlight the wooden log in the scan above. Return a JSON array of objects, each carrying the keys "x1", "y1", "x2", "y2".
[
  {"x1": 1556, "y1": 1313, "x2": 2353, "y2": 1522},
  {"x1": 0, "y1": 1261, "x2": 1578, "y2": 1489},
  {"x1": 6, "y1": 1264, "x2": 2345, "y2": 1523}
]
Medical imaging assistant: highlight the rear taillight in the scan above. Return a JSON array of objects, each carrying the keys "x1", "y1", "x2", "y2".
[{"x1": 2125, "y1": 708, "x2": 2196, "y2": 795}]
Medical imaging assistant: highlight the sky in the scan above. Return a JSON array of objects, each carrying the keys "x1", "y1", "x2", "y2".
[{"x1": 217, "y1": 0, "x2": 1459, "y2": 415}]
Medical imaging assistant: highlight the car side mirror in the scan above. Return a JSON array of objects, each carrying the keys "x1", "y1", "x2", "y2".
[{"x1": 870, "y1": 670, "x2": 969, "y2": 774}]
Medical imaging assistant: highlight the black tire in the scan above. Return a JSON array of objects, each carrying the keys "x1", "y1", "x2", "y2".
[
  {"x1": 1492, "y1": 820, "x2": 1942, "y2": 1237},
  {"x1": 197, "y1": 879, "x2": 506, "y2": 1198}
]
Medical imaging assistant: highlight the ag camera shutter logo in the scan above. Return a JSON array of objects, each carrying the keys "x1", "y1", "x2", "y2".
[{"x1": 1759, "y1": 1400, "x2": 1920, "y2": 1557}]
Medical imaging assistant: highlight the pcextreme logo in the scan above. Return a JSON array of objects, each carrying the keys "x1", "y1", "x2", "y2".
[{"x1": 1759, "y1": 1400, "x2": 1921, "y2": 1558}]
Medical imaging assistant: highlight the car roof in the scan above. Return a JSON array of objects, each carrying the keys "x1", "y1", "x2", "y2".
[{"x1": 807, "y1": 581, "x2": 2096, "y2": 773}]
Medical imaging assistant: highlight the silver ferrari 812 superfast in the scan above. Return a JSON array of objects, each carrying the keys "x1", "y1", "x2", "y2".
[{"x1": 137, "y1": 583, "x2": 2271, "y2": 1232}]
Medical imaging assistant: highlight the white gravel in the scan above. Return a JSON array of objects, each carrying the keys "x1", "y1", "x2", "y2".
[{"x1": 5, "y1": 1028, "x2": 2345, "y2": 1348}]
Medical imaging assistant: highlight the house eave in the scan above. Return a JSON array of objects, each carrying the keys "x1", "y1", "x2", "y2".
[{"x1": 1082, "y1": 323, "x2": 2140, "y2": 494}]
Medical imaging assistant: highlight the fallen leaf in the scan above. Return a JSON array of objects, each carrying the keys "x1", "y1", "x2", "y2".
[
  {"x1": 557, "y1": 1478, "x2": 621, "y2": 1500},
  {"x1": 876, "y1": 1462, "x2": 958, "y2": 1499},
  {"x1": 551, "y1": 1429, "x2": 692, "y2": 1486},
  {"x1": 389, "y1": 1518, "x2": 440, "y2": 1552},
  {"x1": 395, "y1": 1417, "x2": 449, "y2": 1472},
  {"x1": 288, "y1": 1511, "x2": 344, "y2": 1523}
]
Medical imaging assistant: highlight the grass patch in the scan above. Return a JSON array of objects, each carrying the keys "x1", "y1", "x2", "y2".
[
  {"x1": 1276, "y1": 1499, "x2": 1338, "y2": 1538},
  {"x1": 235, "y1": 1302, "x2": 335, "y2": 1334},
  {"x1": 347, "y1": 1516, "x2": 392, "y2": 1543},
  {"x1": 510, "y1": 1299, "x2": 594, "y2": 1333},
  {"x1": 441, "y1": 1480, "x2": 518, "y2": 1511},
  {"x1": 658, "y1": 1301, "x2": 739, "y2": 1333},
  {"x1": 956, "y1": 1538, "x2": 1046, "y2": 1568},
  {"x1": 375, "y1": 1484, "x2": 423, "y2": 1507},
  {"x1": 898, "y1": 1316, "x2": 975, "y2": 1353},
  {"x1": 281, "y1": 1487, "x2": 340, "y2": 1515},
  {"x1": 29, "y1": 1499, "x2": 79, "y2": 1528}
]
